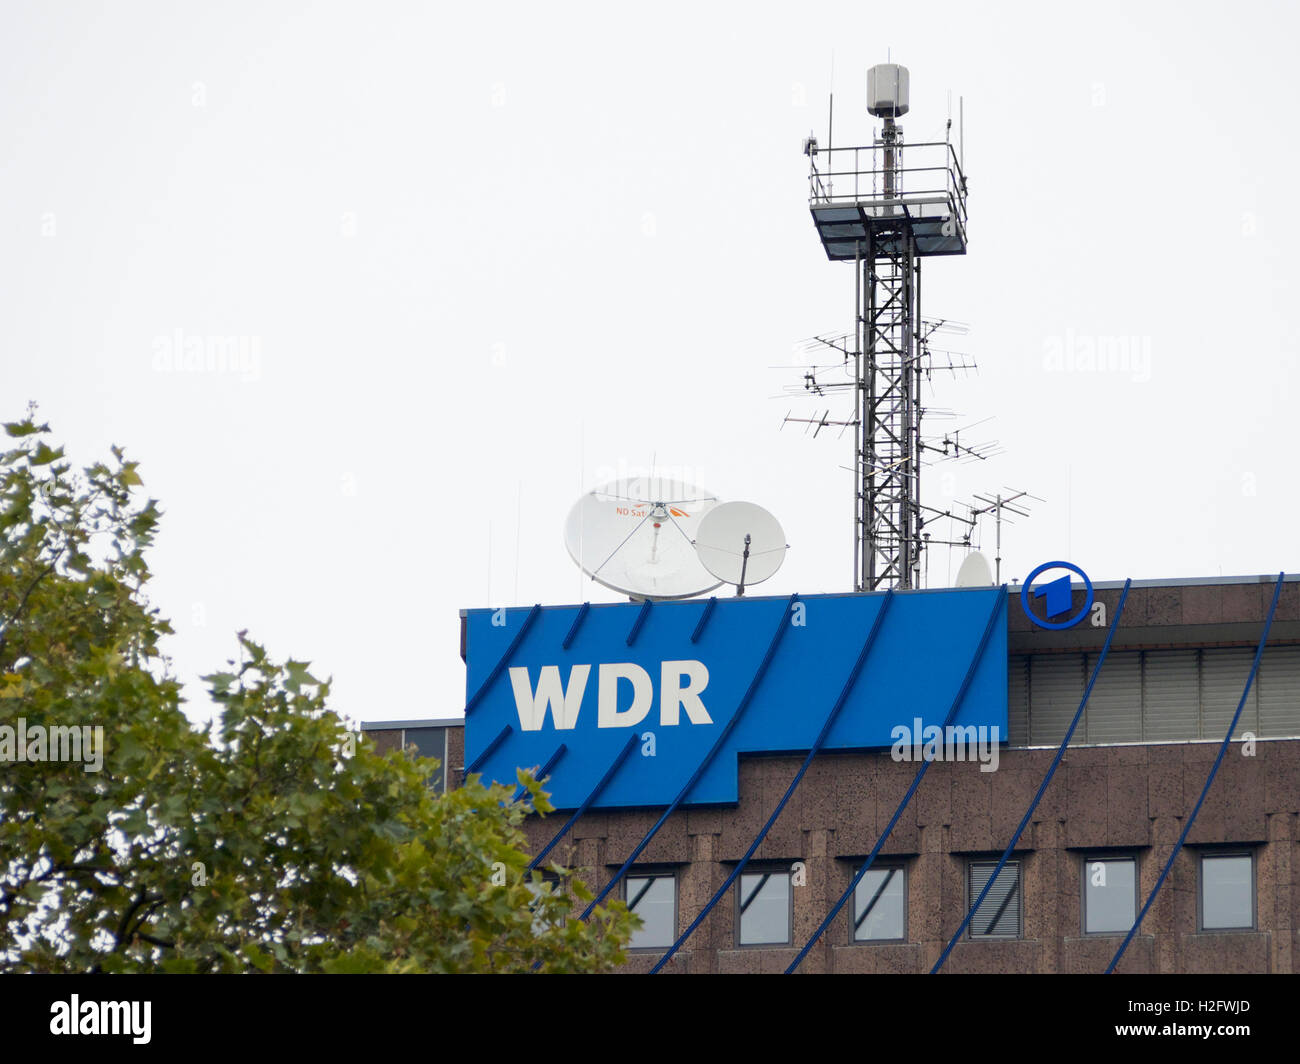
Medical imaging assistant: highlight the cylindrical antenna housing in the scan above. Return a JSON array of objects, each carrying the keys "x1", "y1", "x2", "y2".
[{"x1": 867, "y1": 63, "x2": 910, "y2": 118}]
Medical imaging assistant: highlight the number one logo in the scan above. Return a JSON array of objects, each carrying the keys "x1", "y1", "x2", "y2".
[
  {"x1": 1033, "y1": 574, "x2": 1073, "y2": 619},
  {"x1": 1021, "y1": 561, "x2": 1094, "y2": 631}
]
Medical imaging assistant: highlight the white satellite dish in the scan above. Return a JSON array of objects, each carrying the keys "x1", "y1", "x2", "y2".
[
  {"x1": 693, "y1": 501, "x2": 787, "y2": 594},
  {"x1": 564, "y1": 477, "x2": 723, "y2": 600},
  {"x1": 954, "y1": 550, "x2": 994, "y2": 588}
]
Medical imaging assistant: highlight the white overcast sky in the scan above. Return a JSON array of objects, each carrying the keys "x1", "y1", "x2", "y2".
[{"x1": 3, "y1": 1, "x2": 1297, "y2": 726}]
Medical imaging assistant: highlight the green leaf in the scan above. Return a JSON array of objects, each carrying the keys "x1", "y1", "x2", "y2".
[{"x1": 31, "y1": 443, "x2": 63, "y2": 466}]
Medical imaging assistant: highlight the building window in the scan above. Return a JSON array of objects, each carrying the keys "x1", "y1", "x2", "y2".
[
  {"x1": 737, "y1": 870, "x2": 792, "y2": 946},
  {"x1": 402, "y1": 727, "x2": 446, "y2": 792},
  {"x1": 852, "y1": 864, "x2": 906, "y2": 942},
  {"x1": 625, "y1": 873, "x2": 676, "y2": 950},
  {"x1": 527, "y1": 873, "x2": 566, "y2": 933},
  {"x1": 1199, "y1": 852, "x2": 1255, "y2": 931},
  {"x1": 1082, "y1": 856, "x2": 1137, "y2": 935},
  {"x1": 967, "y1": 859, "x2": 1021, "y2": 938}
]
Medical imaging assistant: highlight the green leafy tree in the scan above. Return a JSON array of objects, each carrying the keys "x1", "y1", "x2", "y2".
[{"x1": 0, "y1": 411, "x2": 635, "y2": 972}]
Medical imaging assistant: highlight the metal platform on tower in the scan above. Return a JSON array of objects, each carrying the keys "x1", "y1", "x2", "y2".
[{"x1": 807, "y1": 140, "x2": 968, "y2": 259}]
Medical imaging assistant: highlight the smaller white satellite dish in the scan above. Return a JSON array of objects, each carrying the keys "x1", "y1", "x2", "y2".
[
  {"x1": 955, "y1": 550, "x2": 994, "y2": 588},
  {"x1": 694, "y1": 501, "x2": 787, "y2": 594}
]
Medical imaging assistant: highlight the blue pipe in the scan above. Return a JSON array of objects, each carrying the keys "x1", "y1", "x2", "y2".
[
  {"x1": 930, "y1": 578, "x2": 1132, "y2": 974},
  {"x1": 578, "y1": 593, "x2": 802, "y2": 921},
  {"x1": 464, "y1": 603, "x2": 542, "y2": 715},
  {"x1": 465, "y1": 723, "x2": 512, "y2": 775},
  {"x1": 786, "y1": 588, "x2": 1007, "y2": 974},
  {"x1": 562, "y1": 602, "x2": 590, "y2": 650},
  {"x1": 529, "y1": 734, "x2": 639, "y2": 871},
  {"x1": 1104, "y1": 572, "x2": 1283, "y2": 974},
  {"x1": 690, "y1": 597, "x2": 717, "y2": 644},
  {"x1": 626, "y1": 599, "x2": 653, "y2": 646},
  {"x1": 511, "y1": 743, "x2": 567, "y2": 804},
  {"x1": 649, "y1": 591, "x2": 896, "y2": 972}
]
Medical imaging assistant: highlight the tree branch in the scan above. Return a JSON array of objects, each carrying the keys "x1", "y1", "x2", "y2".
[{"x1": 0, "y1": 558, "x2": 58, "y2": 659}]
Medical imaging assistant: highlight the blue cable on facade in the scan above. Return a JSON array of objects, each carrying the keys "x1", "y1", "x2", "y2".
[
  {"x1": 786, "y1": 588, "x2": 1007, "y2": 974},
  {"x1": 528, "y1": 734, "x2": 639, "y2": 872},
  {"x1": 1104, "y1": 572, "x2": 1284, "y2": 974},
  {"x1": 464, "y1": 603, "x2": 542, "y2": 716},
  {"x1": 626, "y1": 598, "x2": 654, "y2": 646},
  {"x1": 690, "y1": 597, "x2": 717, "y2": 644},
  {"x1": 510, "y1": 743, "x2": 567, "y2": 804},
  {"x1": 464, "y1": 723, "x2": 512, "y2": 775},
  {"x1": 648, "y1": 591, "x2": 896, "y2": 973},
  {"x1": 930, "y1": 578, "x2": 1132, "y2": 975},
  {"x1": 561, "y1": 602, "x2": 590, "y2": 650},
  {"x1": 578, "y1": 593, "x2": 802, "y2": 921}
]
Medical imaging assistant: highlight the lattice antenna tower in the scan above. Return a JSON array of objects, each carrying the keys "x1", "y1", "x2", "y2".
[{"x1": 796, "y1": 62, "x2": 970, "y2": 590}]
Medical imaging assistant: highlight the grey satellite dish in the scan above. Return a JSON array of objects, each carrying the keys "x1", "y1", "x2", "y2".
[
  {"x1": 564, "y1": 477, "x2": 723, "y2": 600},
  {"x1": 954, "y1": 550, "x2": 994, "y2": 588},
  {"x1": 693, "y1": 501, "x2": 787, "y2": 595}
]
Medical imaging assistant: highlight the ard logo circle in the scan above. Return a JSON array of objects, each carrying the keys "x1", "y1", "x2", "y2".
[{"x1": 1021, "y1": 561, "x2": 1093, "y2": 630}]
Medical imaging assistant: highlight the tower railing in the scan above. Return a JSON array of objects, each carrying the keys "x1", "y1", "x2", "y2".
[{"x1": 808, "y1": 140, "x2": 967, "y2": 235}]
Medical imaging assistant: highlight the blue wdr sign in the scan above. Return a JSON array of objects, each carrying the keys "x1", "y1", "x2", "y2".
[{"x1": 462, "y1": 587, "x2": 1006, "y2": 810}]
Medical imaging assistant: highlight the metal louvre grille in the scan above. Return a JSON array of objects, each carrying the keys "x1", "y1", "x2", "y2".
[
  {"x1": 1007, "y1": 654, "x2": 1030, "y2": 746},
  {"x1": 1143, "y1": 650, "x2": 1200, "y2": 741},
  {"x1": 1029, "y1": 655, "x2": 1084, "y2": 746},
  {"x1": 1019, "y1": 645, "x2": 1300, "y2": 746},
  {"x1": 1083, "y1": 650, "x2": 1142, "y2": 744},
  {"x1": 968, "y1": 860, "x2": 1021, "y2": 938},
  {"x1": 1257, "y1": 645, "x2": 1300, "y2": 738},
  {"x1": 1201, "y1": 647, "x2": 1259, "y2": 740}
]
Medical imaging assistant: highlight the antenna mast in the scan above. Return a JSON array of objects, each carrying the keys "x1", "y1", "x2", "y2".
[
  {"x1": 968, "y1": 488, "x2": 1043, "y2": 584},
  {"x1": 802, "y1": 62, "x2": 969, "y2": 591}
]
